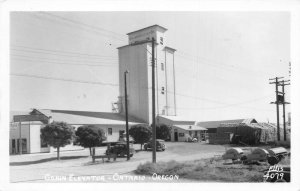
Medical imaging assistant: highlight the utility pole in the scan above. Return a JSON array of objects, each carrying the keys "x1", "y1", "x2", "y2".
[
  {"x1": 124, "y1": 70, "x2": 130, "y2": 160},
  {"x1": 278, "y1": 80, "x2": 290, "y2": 141},
  {"x1": 269, "y1": 77, "x2": 284, "y2": 141},
  {"x1": 151, "y1": 37, "x2": 156, "y2": 163}
]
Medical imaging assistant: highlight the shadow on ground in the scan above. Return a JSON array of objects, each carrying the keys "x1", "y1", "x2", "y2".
[{"x1": 10, "y1": 156, "x2": 89, "y2": 166}]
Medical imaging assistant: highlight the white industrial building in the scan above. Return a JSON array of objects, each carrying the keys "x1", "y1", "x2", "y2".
[
  {"x1": 9, "y1": 109, "x2": 144, "y2": 154},
  {"x1": 10, "y1": 25, "x2": 206, "y2": 154}
]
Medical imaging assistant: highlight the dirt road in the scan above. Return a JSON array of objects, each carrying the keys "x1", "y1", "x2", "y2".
[{"x1": 10, "y1": 142, "x2": 226, "y2": 183}]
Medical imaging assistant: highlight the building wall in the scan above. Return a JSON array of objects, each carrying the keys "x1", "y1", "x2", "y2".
[
  {"x1": 128, "y1": 26, "x2": 166, "y2": 46},
  {"x1": 10, "y1": 122, "x2": 30, "y2": 154},
  {"x1": 170, "y1": 127, "x2": 206, "y2": 142},
  {"x1": 29, "y1": 123, "x2": 50, "y2": 153},
  {"x1": 9, "y1": 121, "x2": 50, "y2": 154},
  {"x1": 156, "y1": 36, "x2": 166, "y2": 116},
  {"x1": 73, "y1": 124, "x2": 129, "y2": 143},
  {"x1": 170, "y1": 126, "x2": 187, "y2": 142},
  {"x1": 10, "y1": 121, "x2": 136, "y2": 154},
  {"x1": 119, "y1": 44, "x2": 150, "y2": 123},
  {"x1": 165, "y1": 48, "x2": 176, "y2": 115}
]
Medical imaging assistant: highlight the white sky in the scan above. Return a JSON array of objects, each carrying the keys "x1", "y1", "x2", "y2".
[{"x1": 10, "y1": 11, "x2": 291, "y2": 123}]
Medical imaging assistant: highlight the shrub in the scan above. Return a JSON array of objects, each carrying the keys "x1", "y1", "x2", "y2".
[
  {"x1": 75, "y1": 125, "x2": 106, "y2": 155},
  {"x1": 41, "y1": 121, "x2": 75, "y2": 160},
  {"x1": 156, "y1": 124, "x2": 171, "y2": 140},
  {"x1": 129, "y1": 124, "x2": 152, "y2": 150},
  {"x1": 135, "y1": 159, "x2": 267, "y2": 182}
]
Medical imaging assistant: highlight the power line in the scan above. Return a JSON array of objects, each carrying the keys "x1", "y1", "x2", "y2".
[
  {"x1": 176, "y1": 51, "x2": 267, "y2": 79},
  {"x1": 12, "y1": 57, "x2": 118, "y2": 67},
  {"x1": 37, "y1": 12, "x2": 127, "y2": 43},
  {"x1": 15, "y1": 12, "x2": 285, "y2": 81},
  {"x1": 11, "y1": 55, "x2": 118, "y2": 67},
  {"x1": 19, "y1": 12, "x2": 124, "y2": 49},
  {"x1": 11, "y1": 45, "x2": 118, "y2": 60},
  {"x1": 175, "y1": 105, "x2": 273, "y2": 111},
  {"x1": 10, "y1": 73, "x2": 119, "y2": 86},
  {"x1": 174, "y1": 95, "x2": 273, "y2": 111},
  {"x1": 11, "y1": 72, "x2": 275, "y2": 112}
]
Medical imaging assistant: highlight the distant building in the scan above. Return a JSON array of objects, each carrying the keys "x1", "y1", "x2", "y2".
[
  {"x1": 196, "y1": 119, "x2": 258, "y2": 133},
  {"x1": 117, "y1": 25, "x2": 177, "y2": 123}
]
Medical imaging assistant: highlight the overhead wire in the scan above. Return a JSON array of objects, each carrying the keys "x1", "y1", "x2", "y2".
[
  {"x1": 11, "y1": 54, "x2": 118, "y2": 67},
  {"x1": 11, "y1": 45, "x2": 118, "y2": 60},
  {"x1": 10, "y1": 73, "x2": 119, "y2": 87},
  {"x1": 10, "y1": 12, "x2": 280, "y2": 112}
]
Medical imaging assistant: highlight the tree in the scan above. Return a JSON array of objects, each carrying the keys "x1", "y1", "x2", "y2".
[
  {"x1": 41, "y1": 121, "x2": 75, "y2": 160},
  {"x1": 129, "y1": 124, "x2": 152, "y2": 150},
  {"x1": 156, "y1": 124, "x2": 171, "y2": 140},
  {"x1": 75, "y1": 125, "x2": 106, "y2": 155}
]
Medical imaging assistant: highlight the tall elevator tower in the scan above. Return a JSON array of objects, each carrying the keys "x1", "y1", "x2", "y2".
[{"x1": 118, "y1": 25, "x2": 176, "y2": 123}]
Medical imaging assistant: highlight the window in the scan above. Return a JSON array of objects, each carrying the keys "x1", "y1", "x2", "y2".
[
  {"x1": 179, "y1": 133, "x2": 185, "y2": 137},
  {"x1": 108, "y1": 128, "x2": 112, "y2": 135},
  {"x1": 161, "y1": 63, "x2": 164, "y2": 71},
  {"x1": 161, "y1": 87, "x2": 165, "y2": 94},
  {"x1": 160, "y1": 37, "x2": 164, "y2": 45}
]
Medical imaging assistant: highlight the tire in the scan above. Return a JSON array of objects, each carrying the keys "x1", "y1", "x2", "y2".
[
  {"x1": 268, "y1": 156, "x2": 279, "y2": 165},
  {"x1": 130, "y1": 154, "x2": 133, "y2": 157}
]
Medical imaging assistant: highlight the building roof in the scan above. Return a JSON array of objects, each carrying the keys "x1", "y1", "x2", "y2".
[
  {"x1": 10, "y1": 111, "x2": 31, "y2": 122},
  {"x1": 38, "y1": 109, "x2": 145, "y2": 125},
  {"x1": 126, "y1": 25, "x2": 168, "y2": 35},
  {"x1": 173, "y1": 125, "x2": 207, "y2": 131},
  {"x1": 164, "y1": 46, "x2": 177, "y2": 52},
  {"x1": 196, "y1": 118, "x2": 257, "y2": 129},
  {"x1": 158, "y1": 115, "x2": 196, "y2": 124}
]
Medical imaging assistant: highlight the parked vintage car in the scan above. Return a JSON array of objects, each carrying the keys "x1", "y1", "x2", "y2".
[
  {"x1": 144, "y1": 139, "x2": 166, "y2": 151},
  {"x1": 105, "y1": 142, "x2": 135, "y2": 157}
]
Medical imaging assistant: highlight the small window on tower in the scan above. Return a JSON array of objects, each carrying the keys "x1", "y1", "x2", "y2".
[
  {"x1": 160, "y1": 37, "x2": 163, "y2": 45},
  {"x1": 161, "y1": 87, "x2": 165, "y2": 94},
  {"x1": 161, "y1": 63, "x2": 164, "y2": 71}
]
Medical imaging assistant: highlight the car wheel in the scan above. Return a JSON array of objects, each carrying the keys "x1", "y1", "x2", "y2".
[
  {"x1": 130, "y1": 154, "x2": 133, "y2": 157},
  {"x1": 162, "y1": 149, "x2": 165, "y2": 151}
]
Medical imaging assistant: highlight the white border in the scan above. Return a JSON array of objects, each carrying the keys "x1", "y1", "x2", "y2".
[{"x1": 1, "y1": 0, "x2": 300, "y2": 191}]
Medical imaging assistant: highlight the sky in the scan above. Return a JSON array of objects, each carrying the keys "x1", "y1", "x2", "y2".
[{"x1": 9, "y1": 11, "x2": 291, "y2": 123}]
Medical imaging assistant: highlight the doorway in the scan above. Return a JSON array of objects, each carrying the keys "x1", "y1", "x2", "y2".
[
  {"x1": 11, "y1": 139, "x2": 16, "y2": 154},
  {"x1": 174, "y1": 132, "x2": 178, "y2": 142},
  {"x1": 16, "y1": 139, "x2": 27, "y2": 154}
]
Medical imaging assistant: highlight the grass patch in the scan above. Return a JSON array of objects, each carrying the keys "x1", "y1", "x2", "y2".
[{"x1": 135, "y1": 158, "x2": 275, "y2": 182}]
